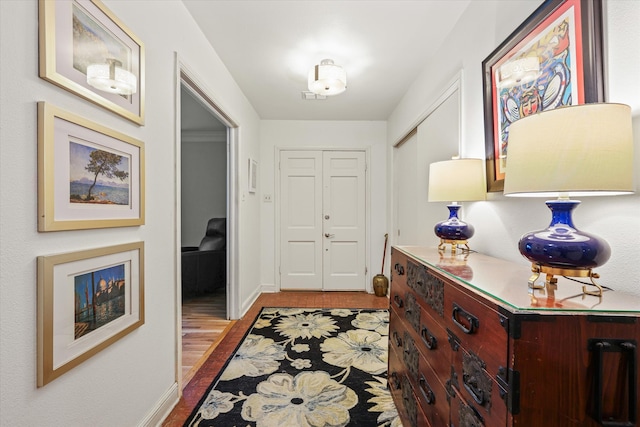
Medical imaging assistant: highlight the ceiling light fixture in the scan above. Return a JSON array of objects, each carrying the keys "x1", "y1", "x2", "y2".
[
  {"x1": 87, "y1": 58, "x2": 137, "y2": 95},
  {"x1": 308, "y1": 59, "x2": 346, "y2": 96}
]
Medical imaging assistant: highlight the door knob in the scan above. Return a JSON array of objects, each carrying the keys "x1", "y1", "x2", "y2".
[{"x1": 324, "y1": 233, "x2": 335, "y2": 238}]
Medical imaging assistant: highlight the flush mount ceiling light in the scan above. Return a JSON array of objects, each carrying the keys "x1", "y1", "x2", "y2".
[
  {"x1": 87, "y1": 58, "x2": 137, "y2": 95},
  {"x1": 308, "y1": 59, "x2": 347, "y2": 96}
]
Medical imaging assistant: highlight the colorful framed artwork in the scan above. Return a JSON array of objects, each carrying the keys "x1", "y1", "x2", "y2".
[
  {"x1": 39, "y1": 0, "x2": 145, "y2": 125},
  {"x1": 481, "y1": 0, "x2": 604, "y2": 192},
  {"x1": 38, "y1": 102, "x2": 145, "y2": 231},
  {"x1": 249, "y1": 158, "x2": 257, "y2": 193},
  {"x1": 37, "y1": 242, "x2": 144, "y2": 387}
]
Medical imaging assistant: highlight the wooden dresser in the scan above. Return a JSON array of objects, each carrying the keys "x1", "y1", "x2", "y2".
[{"x1": 388, "y1": 246, "x2": 639, "y2": 427}]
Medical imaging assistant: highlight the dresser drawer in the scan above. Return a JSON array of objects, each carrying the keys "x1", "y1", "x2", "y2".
[
  {"x1": 391, "y1": 247, "x2": 408, "y2": 289},
  {"x1": 449, "y1": 385, "x2": 486, "y2": 427},
  {"x1": 444, "y1": 282, "x2": 507, "y2": 374},
  {"x1": 416, "y1": 304, "x2": 450, "y2": 386},
  {"x1": 407, "y1": 258, "x2": 445, "y2": 320},
  {"x1": 388, "y1": 344, "x2": 431, "y2": 427},
  {"x1": 417, "y1": 348, "x2": 451, "y2": 427},
  {"x1": 450, "y1": 342, "x2": 508, "y2": 426}
]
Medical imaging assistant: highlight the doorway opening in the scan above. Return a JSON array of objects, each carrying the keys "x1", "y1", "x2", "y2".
[{"x1": 177, "y1": 65, "x2": 239, "y2": 389}]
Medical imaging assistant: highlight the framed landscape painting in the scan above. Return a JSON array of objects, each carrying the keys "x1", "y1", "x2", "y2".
[
  {"x1": 37, "y1": 242, "x2": 144, "y2": 387},
  {"x1": 38, "y1": 102, "x2": 145, "y2": 231},
  {"x1": 39, "y1": 0, "x2": 145, "y2": 124},
  {"x1": 481, "y1": 0, "x2": 604, "y2": 191}
]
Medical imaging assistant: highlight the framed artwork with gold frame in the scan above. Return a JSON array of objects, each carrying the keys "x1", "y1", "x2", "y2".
[
  {"x1": 37, "y1": 242, "x2": 144, "y2": 387},
  {"x1": 38, "y1": 102, "x2": 145, "y2": 231},
  {"x1": 39, "y1": 0, "x2": 145, "y2": 125}
]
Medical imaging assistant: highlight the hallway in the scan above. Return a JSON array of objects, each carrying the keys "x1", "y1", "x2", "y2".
[
  {"x1": 181, "y1": 288, "x2": 232, "y2": 387},
  {"x1": 164, "y1": 291, "x2": 388, "y2": 426}
]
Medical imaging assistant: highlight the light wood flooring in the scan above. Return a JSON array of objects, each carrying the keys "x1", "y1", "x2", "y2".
[
  {"x1": 181, "y1": 289, "x2": 232, "y2": 387},
  {"x1": 164, "y1": 291, "x2": 389, "y2": 426}
]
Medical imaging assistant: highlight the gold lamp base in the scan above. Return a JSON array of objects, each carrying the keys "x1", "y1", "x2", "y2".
[
  {"x1": 527, "y1": 263, "x2": 604, "y2": 297},
  {"x1": 438, "y1": 239, "x2": 470, "y2": 255}
]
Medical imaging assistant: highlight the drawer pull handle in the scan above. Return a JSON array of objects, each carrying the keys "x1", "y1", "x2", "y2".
[
  {"x1": 463, "y1": 374, "x2": 485, "y2": 405},
  {"x1": 394, "y1": 294, "x2": 404, "y2": 308},
  {"x1": 421, "y1": 327, "x2": 437, "y2": 350},
  {"x1": 419, "y1": 376, "x2": 435, "y2": 405},
  {"x1": 589, "y1": 339, "x2": 637, "y2": 426},
  {"x1": 393, "y1": 331, "x2": 403, "y2": 348},
  {"x1": 452, "y1": 303, "x2": 479, "y2": 334},
  {"x1": 394, "y1": 263, "x2": 405, "y2": 275}
]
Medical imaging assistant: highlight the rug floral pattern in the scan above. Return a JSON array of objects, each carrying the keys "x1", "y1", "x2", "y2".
[{"x1": 185, "y1": 308, "x2": 402, "y2": 427}]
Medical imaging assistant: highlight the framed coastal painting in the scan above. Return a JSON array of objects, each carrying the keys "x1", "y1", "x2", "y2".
[
  {"x1": 37, "y1": 241, "x2": 144, "y2": 387},
  {"x1": 38, "y1": 102, "x2": 145, "y2": 231},
  {"x1": 39, "y1": 0, "x2": 145, "y2": 125},
  {"x1": 481, "y1": 0, "x2": 604, "y2": 191}
]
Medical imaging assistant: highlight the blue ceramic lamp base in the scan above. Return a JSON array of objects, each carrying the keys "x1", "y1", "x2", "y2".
[
  {"x1": 435, "y1": 205, "x2": 474, "y2": 254},
  {"x1": 518, "y1": 199, "x2": 610, "y2": 297}
]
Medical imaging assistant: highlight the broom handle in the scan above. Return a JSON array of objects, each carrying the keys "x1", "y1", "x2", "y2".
[{"x1": 381, "y1": 233, "x2": 388, "y2": 275}]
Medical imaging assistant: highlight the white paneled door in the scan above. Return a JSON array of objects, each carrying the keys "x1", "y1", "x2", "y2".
[{"x1": 280, "y1": 150, "x2": 366, "y2": 291}]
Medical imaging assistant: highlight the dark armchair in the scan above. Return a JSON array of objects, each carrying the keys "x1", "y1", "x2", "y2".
[{"x1": 181, "y1": 218, "x2": 226, "y2": 297}]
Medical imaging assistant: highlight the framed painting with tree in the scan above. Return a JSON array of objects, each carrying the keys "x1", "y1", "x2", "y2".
[{"x1": 38, "y1": 102, "x2": 145, "y2": 231}]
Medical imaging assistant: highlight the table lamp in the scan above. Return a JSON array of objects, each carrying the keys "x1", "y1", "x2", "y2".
[
  {"x1": 503, "y1": 103, "x2": 634, "y2": 296},
  {"x1": 428, "y1": 158, "x2": 486, "y2": 253}
]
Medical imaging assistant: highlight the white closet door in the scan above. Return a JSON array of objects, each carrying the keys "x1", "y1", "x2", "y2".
[{"x1": 394, "y1": 132, "x2": 418, "y2": 245}]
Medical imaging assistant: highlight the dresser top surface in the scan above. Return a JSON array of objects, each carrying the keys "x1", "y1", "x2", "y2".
[{"x1": 393, "y1": 246, "x2": 640, "y2": 314}]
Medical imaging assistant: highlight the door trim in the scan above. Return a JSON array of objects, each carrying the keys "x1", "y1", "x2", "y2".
[
  {"x1": 275, "y1": 146, "x2": 371, "y2": 293},
  {"x1": 174, "y1": 54, "x2": 240, "y2": 392}
]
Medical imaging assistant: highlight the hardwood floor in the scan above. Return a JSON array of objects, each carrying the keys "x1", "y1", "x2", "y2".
[
  {"x1": 181, "y1": 289, "x2": 232, "y2": 387},
  {"x1": 163, "y1": 291, "x2": 389, "y2": 426}
]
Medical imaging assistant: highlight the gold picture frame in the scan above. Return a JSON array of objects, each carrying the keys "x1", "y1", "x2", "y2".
[
  {"x1": 39, "y1": 0, "x2": 145, "y2": 125},
  {"x1": 38, "y1": 102, "x2": 145, "y2": 231},
  {"x1": 37, "y1": 242, "x2": 145, "y2": 387}
]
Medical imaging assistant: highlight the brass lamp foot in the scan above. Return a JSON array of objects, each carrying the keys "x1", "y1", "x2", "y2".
[
  {"x1": 438, "y1": 239, "x2": 470, "y2": 255},
  {"x1": 528, "y1": 263, "x2": 604, "y2": 297}
]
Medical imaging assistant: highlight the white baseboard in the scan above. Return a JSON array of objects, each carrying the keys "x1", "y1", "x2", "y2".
[
  {"x1": 238, "y1": 284, "x2": 278, "y2": 318},
  {"x1": 260, "y1": 283, "x2": 278, "y2": 294},
  {"x1": 137, "y1": 382, "x2": 180, "y2": 427}
]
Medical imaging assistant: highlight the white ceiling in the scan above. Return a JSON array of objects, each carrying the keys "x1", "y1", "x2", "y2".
[{"x1": 182, "y1": 0, "x2": 470, "y2": 121}]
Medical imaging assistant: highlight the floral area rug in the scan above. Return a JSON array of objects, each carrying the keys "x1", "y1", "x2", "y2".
[{"x1": 184, "y1": 307, "x2": 403, "y2": 427}]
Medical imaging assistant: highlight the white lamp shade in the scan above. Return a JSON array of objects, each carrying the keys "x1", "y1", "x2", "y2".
[
  {"x1": 428, "y1": 158, "x2": 487, "y2": 202},
  {"x1": 87, "y1": 63, "x2": 137, "y2": 95},
  {"x1": 308, "y1": 59, "x2": 346, "y2": 96},
  {"x1": 503, "y1": 103, "x2": 634, "y2": 197}
]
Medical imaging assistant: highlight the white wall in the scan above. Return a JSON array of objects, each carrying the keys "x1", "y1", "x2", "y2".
[
  {"x1": 259, "y1": 121, "x2": 388, "y2": 289},
  {"x1": 0, "y1": 1, "x2": 261, "y2": 426},
  {"x1": 388, "y1": 0, "x2": 640, "y2": 296},
  {"x1": 181, "y1": 139, "x2": 227, "y2": 246}
]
